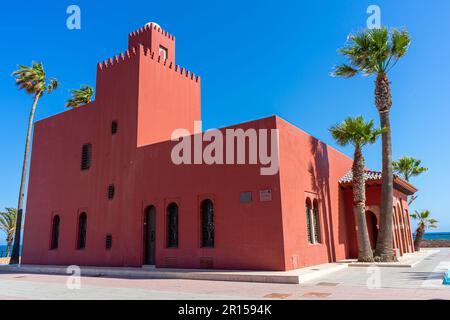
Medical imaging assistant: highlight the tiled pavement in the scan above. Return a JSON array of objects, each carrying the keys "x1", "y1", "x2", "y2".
[{"x1": 0, "y1": 249, "x2": 449, "y2": 300}]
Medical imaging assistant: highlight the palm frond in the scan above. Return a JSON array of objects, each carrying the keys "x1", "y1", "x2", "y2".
[
  {"x1": 65, "y1": 85, "x2": 94, "y2": 109},
  {"x1": 332, "y1": 26, "x2": 411, "y2": 77},
  {"x1": 0, "y1": 208, "x2": 17, "y2": 238},
  {"x1": 391, "y1": 29, "x2": 411, "y2": 59},
  {"x1": 332, "y1": 64, "x2": 358, "y2": 78},
  {"x1": 47, "y1": 79, "x2": 59, "y2": 93},
  {"x1": 393, "y1": 156, "x2": 428, "y2": 181},
  {"x1": 412, "y1": 210, "x2": 438, "y2": 231},
  {"x1": 12, "y1": 62, "x2": 58, "y2": 97},
  {"x1": 329, "y1": 116, "x2": 383, "y2": 148}
]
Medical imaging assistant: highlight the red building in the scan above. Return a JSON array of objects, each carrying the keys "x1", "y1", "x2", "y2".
[{"x1": 21, "y1": 23, "x2": 417, "y2": 271}]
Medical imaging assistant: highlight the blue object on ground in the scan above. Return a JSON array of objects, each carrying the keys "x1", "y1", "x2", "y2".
[{"x1": 443, "y1": 271, "x2": 450, "y2": 285}]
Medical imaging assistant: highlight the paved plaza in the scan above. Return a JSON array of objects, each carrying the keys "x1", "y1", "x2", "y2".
[{"x1": 0, "y1": 249, "x2": 449, "y2": 300}]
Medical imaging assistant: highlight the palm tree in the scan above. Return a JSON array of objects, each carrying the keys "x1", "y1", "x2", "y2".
[
  {"x1": 0, "y1": 208, "x2": 17, "y2": 257},
  {"x1": 393, "y1": 156, "x2": 427, "y2": 205},
  {"x1": 393, "y1": 156, "x2": 427, "y2": 181},
  {"x1": 410, "y1": 210, "x2": 438, "y2": 251},
  {"x1": 330, "y1": 116, "x2": 384, "y2": 262},
  {"x1": 333, "y1": 27, "x2": 411, "y2": 262},
  {"x1": 10, "y1": 62, "x2": 58, "y2": 264},
  {"x1": 65, "y1": 85, "x2": 94, "y2": 108}
]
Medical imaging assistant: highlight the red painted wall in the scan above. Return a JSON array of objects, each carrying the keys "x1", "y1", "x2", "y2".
[{"x1": 276, "y1": 118, "x2": 354, "y2": 268}]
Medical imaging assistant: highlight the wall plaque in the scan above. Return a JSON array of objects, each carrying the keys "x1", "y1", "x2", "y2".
[{"x1": 259, "y1": 189, "x2": 272, "y2": 202}]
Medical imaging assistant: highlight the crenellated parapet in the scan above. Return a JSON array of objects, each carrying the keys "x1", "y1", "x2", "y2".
[
  {"x1": 96, "y1": 45, "x2": 200, "y2": 83},
  {"x1": 129, "y1": 22, "x2": 175, "y2": 41},
  {"x1": 140, "y1": 45, "x2": 200, "y2": 83},
  {"x1": 96, "y1": 47, "x2": 138, "y2": 72}
]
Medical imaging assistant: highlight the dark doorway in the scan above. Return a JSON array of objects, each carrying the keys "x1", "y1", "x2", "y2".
[
  {"x1": 144, "y1": 206, "x2": 156, "y2": 265},
  {"x1": 365, "y1": 211, "x2": 378, "y2": 250}
]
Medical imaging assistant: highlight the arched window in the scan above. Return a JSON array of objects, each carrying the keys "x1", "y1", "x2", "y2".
[
  {"x1": 108, "y1": 184, "x2": 115, "y2": 200},
  {"x1": 398, "y1": 203, "x2": 408, "y2": 251},
  {"x1": 201, "y1": 199, "x2": 214, "y2": 248},
  {"x1": 111, "y1": 121, "x2": 118, "y2": 135},
  {"x1": 50, "y1": 215, "x2": 60, "y2": 250},
  {"x1": 306, "y1": 198, "x2": 313, "y2": 244},
  {"x1": 77, "y1": 212, "x2": 87, "y2": 250},
  {"x1": 167, "y1": 203, "x2": 178, "y2": 248},
  {"x1": 81, "y1": 144, "x2": 92, "y2": 170},
  {"x1": 313, "y1": 199, "x2": 321, "y2": 244}
]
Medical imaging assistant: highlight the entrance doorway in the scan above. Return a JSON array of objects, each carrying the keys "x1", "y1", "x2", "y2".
[
  {"x1": 143, "y1": 206, "x2": 156, "y2": 265},
  {"x1": 366, "y1": 211, "x2": 378, "y2": 249},
  {"x1": 365, "y1": 211, "x2": 378, "y2": 250}
]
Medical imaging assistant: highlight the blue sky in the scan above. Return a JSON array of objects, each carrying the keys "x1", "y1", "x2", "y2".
[{"x1": 0, "y1": 0, "x2": 449, "y2": 245}]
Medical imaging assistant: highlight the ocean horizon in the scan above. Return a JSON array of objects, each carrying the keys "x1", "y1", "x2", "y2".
[{"x1": 420, "y1": 232, "x2": 450, "y2": 241}]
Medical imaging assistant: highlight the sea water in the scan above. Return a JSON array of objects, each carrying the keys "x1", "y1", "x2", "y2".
[
  {"x1": 0, "y1": 245, "x2": 22, "y2": 257},
  {"x1": 413, "y1": 232, "x2": 450, "y2": 240}
]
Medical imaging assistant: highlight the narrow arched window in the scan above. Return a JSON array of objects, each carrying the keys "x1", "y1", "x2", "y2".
[
  {"x1": 77, "y1": 212, "x2": 87, "y2": 249},
  {"x1": 50, "y1": 215, "x2": 60, "y2": 250},
  {"x1": 108, "y1": 184, "x2": 115, "y2": 200},
  {"x1": 201, "y1": 199, "x2": 214, "y2": 248},
  {"x1": 306, "y1": 198, "x2": 313, "y2": 244},
  {"x1": 111, "y1": 121, "x2": 118, "y2": 135},
  {"x1": 81, "y1": 143, "x2": 92, "y2": 170},
  {"x1": 105, "y1": 234, "x2": 113, "y2": 250},
  {"x1": 167, "y1": 203, "x2": 178, "y2": 248},
  {"x1": 313, "y1": 199, "x2": 321, "y2": 244}
]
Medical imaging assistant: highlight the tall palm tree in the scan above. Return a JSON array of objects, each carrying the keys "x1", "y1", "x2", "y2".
[
  {"x1": 410, "y1": 210, "x2": 438, "y2": 251},
  {"x1": 65, "y1": 85, "x2": 94, "y2": 108},
  {"x1": 0, "y1": 208, "x2": 17, "y2": 257},
  {"x1": 10, "y1": 62, "x2": 58, "y2": 264},
  {"x1": 330, "y1": 116, "x2": 384, "y2": 262},
  {"x1": 333, "y1": 27, "x2": 411, "y2": 262},
  {"x1": 393, "y1": 156, "x2": 427, "y2": 182}
]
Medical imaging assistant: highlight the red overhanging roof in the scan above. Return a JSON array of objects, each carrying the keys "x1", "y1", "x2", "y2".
[{"x1": 339, "y1": 169, "x2": 418, "y2": 196}]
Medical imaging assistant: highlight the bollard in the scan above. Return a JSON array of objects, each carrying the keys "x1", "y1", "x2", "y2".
[{"x1": 443, "y1": 270, "x2": 450, "y2": 285}]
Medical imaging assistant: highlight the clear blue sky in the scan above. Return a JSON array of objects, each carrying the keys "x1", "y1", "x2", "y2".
[{"x1": 1, "y1": 1, "x2": 449, "y2": 245}]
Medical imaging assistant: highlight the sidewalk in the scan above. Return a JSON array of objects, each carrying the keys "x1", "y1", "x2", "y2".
[
  {"x1": 0, "y1": 249, "x2": 448, "y2": 299},
  {"x1": 340, "y1": 249, "x2": 440, "y2": 268},
  {"x1": 0, "y1": 249, "x2": 439, "y2": 285}
]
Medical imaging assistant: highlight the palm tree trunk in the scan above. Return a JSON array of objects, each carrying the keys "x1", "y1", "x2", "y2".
[
  {"x1": 353, "y1": 145, "x2": 374, "y2": 262},
  {"x1": 374, "y1": 73, "x2": 396, "y2": 262},
  {"x1": 414, "y1": 227, "x2": 424, "y2": 252},
  {"x1": 10, "y1": 94, "x2": 40, "y2": 264},
  {"x1": 6, "y1": 237, "x2": 12, "y2": 257}
]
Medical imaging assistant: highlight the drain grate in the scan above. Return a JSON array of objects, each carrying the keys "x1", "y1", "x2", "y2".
[
  {"x1": 263, "y1": 293, "x2": 291, "y2": 299},
  {"x1": 302, "y1": 292, "x2": 331, "y2": 298}
]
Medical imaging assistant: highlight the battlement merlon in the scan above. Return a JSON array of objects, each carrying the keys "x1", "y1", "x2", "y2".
[
  {"x1": 96, "y1": 45, "x2": 200, "y2": 83},
  {"x1": 128, "y1": 23, "x2": 175, "y2": 65}
]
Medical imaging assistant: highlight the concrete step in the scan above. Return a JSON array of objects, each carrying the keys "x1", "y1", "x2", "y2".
[{"x1": 0, "y1": 262, "x2": 348, "y2": 285}]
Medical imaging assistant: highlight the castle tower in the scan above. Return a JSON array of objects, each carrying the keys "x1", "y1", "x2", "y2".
[
  {"x1": 96, "y1": 23, "x2": 201, "y2": 147},
  {"x1": 128, "y1": 22, "x2": 175, "y2": 65}
]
